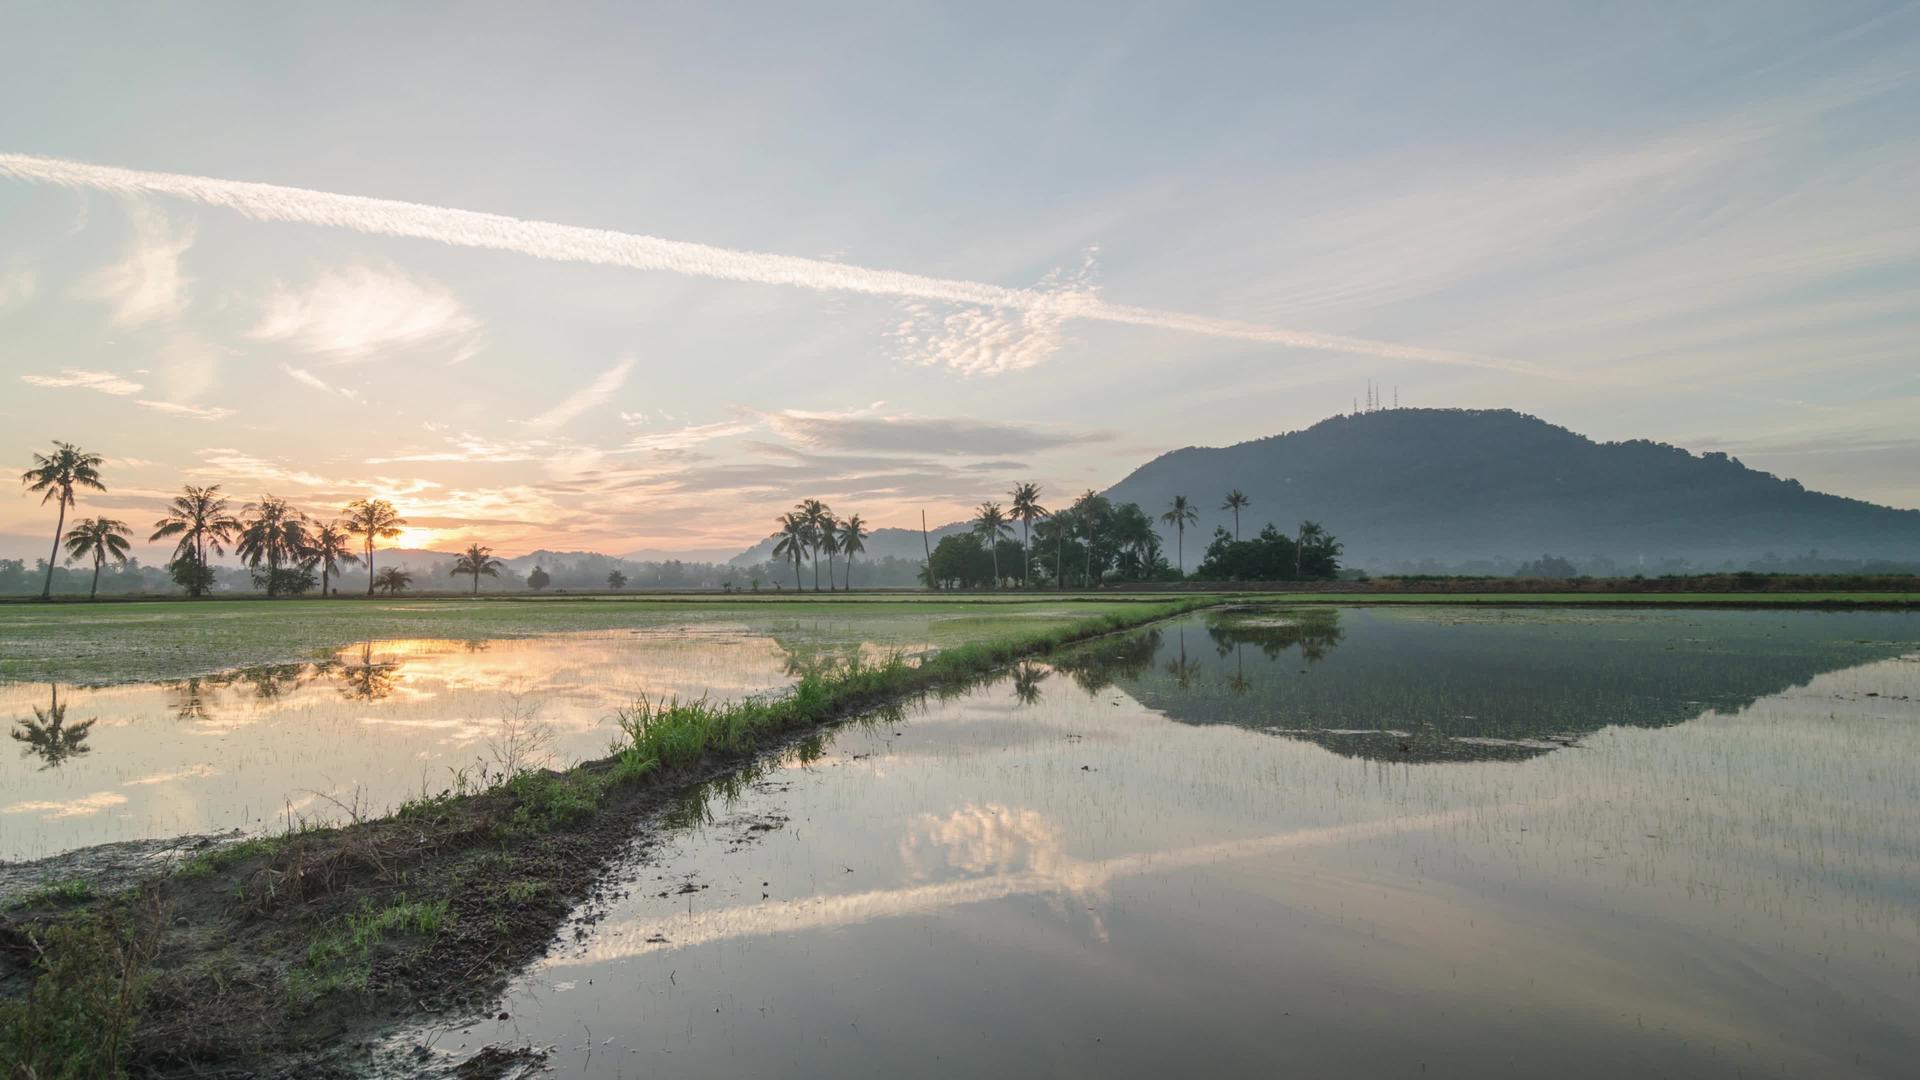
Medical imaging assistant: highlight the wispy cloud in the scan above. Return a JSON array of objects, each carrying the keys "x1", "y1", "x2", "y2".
[
  {"x1": 766, "y1": 409, "x2": 1112, "y2": 455},
  {"x1": 19, "y1": 368, "x2": 143, "y2": 396},
  {"x1": 526, "y1": 356, "x2": 635, "y2": 431},
  {"x1": 137, "y1": 400, "x2": 234, "y2": 421},
  {"x1": 281, "y1": 363, "x2": 361, "y2": 400},
  {"x1": 0, "y1": 153, "x2": 1549, "y2": 377},
  {"x1": 248, "y1": 264, "x2": 479, "y2": 362},
  {"x1": 622, "y1": 418, "x2": 757, "y2": 453},
  {"x1": 79, "y1": 200, "x2": 193, "y2": 327}
]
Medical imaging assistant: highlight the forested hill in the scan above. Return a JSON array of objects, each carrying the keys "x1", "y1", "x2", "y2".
[{"x1": 1102, "y1": 408, "x2": 1920, "y2": 570}]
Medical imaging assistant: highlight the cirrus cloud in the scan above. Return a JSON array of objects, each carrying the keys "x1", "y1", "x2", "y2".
[{"x1": 248, "y1": 264, "x2": 479, "y2": 362}]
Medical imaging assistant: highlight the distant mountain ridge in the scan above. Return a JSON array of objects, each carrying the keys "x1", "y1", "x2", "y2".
[{"x1": 1101, "y1": 408, "x2": 1920, "y2": 570}]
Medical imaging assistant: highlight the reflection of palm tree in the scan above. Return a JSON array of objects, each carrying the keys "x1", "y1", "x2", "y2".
[
  {"x1": 1010, "y1": 662, "x2": 1048, "y2": 706},
  {"x1": 240, "y1": 663, "x2": 313, "y2": 700},
  {"x1": 1228, "y1": 645, "x2": 1252, "y2": 696},
  {"x1": 337, "y1": 642, "x2": 397, "y2": 702},
  {"x1": 10, "y1": 686, "x2": 96, "y2": 769},
  {"x1": 1164, "y1": 628, "x2": 1202, "y2": 689},
  {"x1": 168, "y1": 675, "x2": 221, "y2": 721}
]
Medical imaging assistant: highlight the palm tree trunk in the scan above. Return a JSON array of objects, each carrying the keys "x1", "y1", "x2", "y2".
[
  {"x1": 473, "y1": 571, "x2": 481, "y2": 595},
  {"x1": 366, "y1": 540, "x2": 375, "y2": 597},
  {"x1": 1234, "y1": 509, "x2": 1240, "y2": 540},
  {"x1": 1057, "y1": 531, "x2": 1064, "y2": 591},
  {"x1": 41, "y1": 500, "x2": 66, "y2": 600},
  {"x1": 322, "y1": 566, "x2": 330, "y2": 596},
  {"x1": 793, "y1": 555, "x2": 802, "y2": 591},
  {"x1": 827, "y1": 550, "x2": 836, "y2": 591},
  {"x1": 1177, "y1": 525, "x2": 1184, "y2": 576},
  {"x1": 846, "y1": 552, "x2": 854, "y2": 591},
  {"x1": 811, "y1": 546, "x2": 819, "y2": 592},
  {"x1": 1022, "y1": 521, "x2": 1031, "y2": 589},
  {"x1": 90, "y1": 554, "x2": 102, "y2": 600}
]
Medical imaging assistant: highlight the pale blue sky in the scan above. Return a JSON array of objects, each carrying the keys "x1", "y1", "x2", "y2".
[{"x1": 3, "y1": 1, "x2": 1917, "y2": 557}]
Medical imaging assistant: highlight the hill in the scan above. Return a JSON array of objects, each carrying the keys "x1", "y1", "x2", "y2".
[{"x1": 1102, "y1": 409, "x2": 1920, "y2": 571}]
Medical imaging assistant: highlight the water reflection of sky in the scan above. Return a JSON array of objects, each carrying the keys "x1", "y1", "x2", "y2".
[
  {"x1": 403, "y1": 610, "x2": 1920, "y2": 1080},
  {"x1": 1, "y1": 626, "x2": 827, "y2": 860}
]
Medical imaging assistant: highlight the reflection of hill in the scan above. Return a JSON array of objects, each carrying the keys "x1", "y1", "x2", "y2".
[{"x1": 1053, "y1": 608, "x2": 1919, "y2": 763}]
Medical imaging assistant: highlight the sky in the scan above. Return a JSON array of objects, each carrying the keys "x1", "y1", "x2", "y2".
[{"x1": 3, "y1": 1, "x2": 1918, "y2": 562}]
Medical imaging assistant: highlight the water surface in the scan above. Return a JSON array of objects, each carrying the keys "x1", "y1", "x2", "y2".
[{"x1": 405, "y1": 607, "x2": 1920, "y2": 1078}]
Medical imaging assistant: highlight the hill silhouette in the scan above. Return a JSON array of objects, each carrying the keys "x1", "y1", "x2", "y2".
[{"x1": 1100, "y1": 408, "x2": 1920, "y2": 570}]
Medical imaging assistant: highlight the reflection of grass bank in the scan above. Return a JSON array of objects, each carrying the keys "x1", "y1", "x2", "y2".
[{"x1": 0, "y1": 597, "x2": 1212, "y2": 1080}]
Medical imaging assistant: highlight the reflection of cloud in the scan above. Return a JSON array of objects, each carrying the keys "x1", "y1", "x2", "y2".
[
  {"x1": 3, "y1": 791, "x2": 128, "y2": 819},
  {"x1": 901, "y1": 803, "x2": 1070, "y2": 878},
  {"x1": 553, "y1": 804, "x2": 1510, "y2": 967}
]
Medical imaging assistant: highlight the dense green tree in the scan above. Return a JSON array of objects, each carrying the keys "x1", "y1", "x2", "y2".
[
  {"x1": 344, "y1": 498, "x2": 407, "y2": 597},
  {"x1": 526, "y1": 565, "x2": 550, "y2": 591},
  {"x1": 62, "y1": 517, "x2": 132, "y2": 600},
  {"x1": 451, "y1": 543, "x2": 505, "y2": 595},
  {"x1": 607, "y1": 569, "x2": 628, "y2": 590},
  {"x1": 20, "y1": 442, "x2": 106, "y2": 600}
]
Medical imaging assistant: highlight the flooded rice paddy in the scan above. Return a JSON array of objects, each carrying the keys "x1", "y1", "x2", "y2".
[
  {"x1": 0, "y1": 601, "x2": 1152, "y2": 860},
  {"x1": 391, "y1": 606, "x2": 1920, "y2": 1078}
]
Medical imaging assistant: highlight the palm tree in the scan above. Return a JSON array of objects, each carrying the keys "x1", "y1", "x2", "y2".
[
  {"x1": 236, "y1": 495, "x2": 310, "y2": 597},
  {"x1": 1295, "y1": 520, "x2": 1328, "y2": 578},
  {"x1": 772, "y1": 513, "x2": 811, "y2": 591},
  {"x1": 1009, "y1": 482, "x2": 1049, "y2": 589},
  {"x1": 449, "y1": 543, "x2": 504, "y2": 595},
  {"x1": 150, "y1": 484, "x2": 240, "y2": 596},
  {"x1": 20, "y1": 442, "x2": 106, "y2": 600},
  {"x1": 62, "y1": 518, "x2": 132, "y2": 600},
  {"x1": 839, "y1": 514, "x2": 868, "y2": 591},
  {"x1": 796, "y1": 499, "x2": 832, "y2": 591},
  {"x1": 344, "y1": 498, "x2": 407, "y2": 597},
  {"x1": 1221, "y1": 489, "x2": 1251, "y2": 540},
  {"x1": 11, "y1": 686, "x2": 95, "y2": 769},
  {"x1": 819, "y1": 515, "x2": 841, "y2": 591},
  {"x1": 373, "y1": 566, "x2": 412, "y2": 595},
  {"x1": 972, "y1": 502, "x2": 1012, "y2": 587},
  {"x1": 306, "y1": 519, "x2": 360, "y2": 597},
  {"x1": 1160, "y1": 495, "x2": 1199, "y2": 576}
]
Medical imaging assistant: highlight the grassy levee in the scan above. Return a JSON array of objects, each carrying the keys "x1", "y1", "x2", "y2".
[{"x1": 0, "y1": 596, "x2": 1214, "y2": 1080}]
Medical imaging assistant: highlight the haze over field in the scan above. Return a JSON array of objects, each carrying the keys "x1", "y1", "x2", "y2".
[{"x1": 5, "y1": 2, "x2": 1920, "y2": 565}]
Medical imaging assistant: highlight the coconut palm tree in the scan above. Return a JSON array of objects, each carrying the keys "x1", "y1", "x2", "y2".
[
  {"x1": 839, "y1": 514, "x2": 868, "y2": 591},
  {"x1": 819, "y1": 515, "x2": 841, "y2": 591},
  {"x1": 11, "y1": 686, "x2": 95, "y2": 769},
  {"x1": 1160, "y1": 495, "x2": 1199, "y2": 576},
  {"x1": 450, "y1": 543, "x2": 505, "y2": 595},
  {"x1": 1009, "y1": 482, "x2": 1049, "y2": 589},
  {"x1": 236, "y1": 495, "x2": 310, "y2": 597},
  {"x1": 796, "y1": 499, "x2": 832, "y2": 591},
  {"x1": 343, "y1": 498, "x2": 407, "y2": 597},
  {"x1": 62, "y1": 518, "x2": 132, "y2": 600},
  {"x1": 306, "y1": 519, "x2": 360, "y2": 597},
  {"x1": 373, "y1": 566, "x2": 412, "y2": 595},
  {"x1": 772, "y1": 512, "x2": 810, "y2": 591},
  {"x1": 1221, "y1": 489, "x2": 1251, "y2": 540},
  {"x1": 20, "y1": 442, "x2": 106, "y2": 600},
  {"x1": 972, "y1": 502, "x2": 1012, "y2": 587},
  {"x1": 150, "y1": 484, "x2": 240, "y2": 596},
  {"x1": 1295, "y1": 520, "x2": 1328, "y2": 578}
]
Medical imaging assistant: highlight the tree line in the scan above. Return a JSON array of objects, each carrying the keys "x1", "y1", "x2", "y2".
[{"x1": 17, "y1": 441, "x2": 1341, "y2": 599}]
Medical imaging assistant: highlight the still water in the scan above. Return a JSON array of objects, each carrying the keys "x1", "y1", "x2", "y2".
[
  {"x1": 2, "y1": 625, "x2": 868, "y2": 860},
  {"x1": 405, "y1": 607, "x2": 1920, "y2": 1078}
]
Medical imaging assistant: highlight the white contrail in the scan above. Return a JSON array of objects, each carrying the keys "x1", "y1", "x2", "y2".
[{"x1": 0, "y1": 152, "x2": 1559, "y2": 378}]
